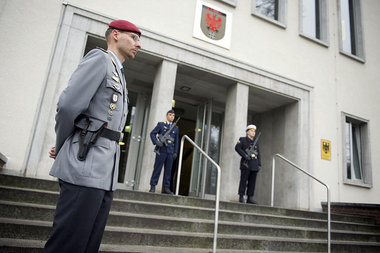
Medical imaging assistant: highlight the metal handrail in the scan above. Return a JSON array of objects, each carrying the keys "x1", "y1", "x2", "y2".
[
  {"x1": 176, "y1": 135, "x2": 221, "y2": 253},
  {"x1": 271, "y1": 154, "x2": 331, "y2": 253}
]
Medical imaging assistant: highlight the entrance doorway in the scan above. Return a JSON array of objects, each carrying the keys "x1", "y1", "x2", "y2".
[{"x1": 172, "y1": 99, "x2": 223, "y2": 198}]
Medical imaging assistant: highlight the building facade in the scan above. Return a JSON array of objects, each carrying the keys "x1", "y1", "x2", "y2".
[{"x1": 0, "y1": 0, "x2": 379, "y2": 211}]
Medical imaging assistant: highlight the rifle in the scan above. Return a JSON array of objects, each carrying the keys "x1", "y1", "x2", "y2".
[
  {"x1": 242, "y1": 132, "x2": 261, "y2": 168},
  {"x1": 154, "y1": 117, "x2": 180, "y2": 155}
]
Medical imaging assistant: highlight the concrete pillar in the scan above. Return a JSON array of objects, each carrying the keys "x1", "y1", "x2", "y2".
[
  {"x1": 139, "y1": 59, "x2": 177, "y2": 192},
  {"x1": 219, "y1": 82, "x2": 249, "y2": 202}
]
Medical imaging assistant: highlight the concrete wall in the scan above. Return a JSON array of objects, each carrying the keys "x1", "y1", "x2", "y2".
[
  {"x1": 139, "y1": 60, "x2": 177, "y2": 192},
  {"x1": 0, "y1": 0, "x2": 62, "y2": 172},
  {"x1": 254, "y1": 103, "x2": 308, "y2": 209},
  {"x1": 219, "y1": 83, "x2": 248, "y2": 202}
]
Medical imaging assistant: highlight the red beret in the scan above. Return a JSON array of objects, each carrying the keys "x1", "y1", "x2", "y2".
[{"x1": 109, "y1": 20, "x2": 141, "y2": 36}]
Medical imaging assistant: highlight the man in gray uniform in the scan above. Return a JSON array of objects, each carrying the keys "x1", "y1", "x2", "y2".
[{"x1": 44, "y1": 20, "x2": 141, "y2": 253}]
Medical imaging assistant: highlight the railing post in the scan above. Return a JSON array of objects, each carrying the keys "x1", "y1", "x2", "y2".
[
  {"x1": 175, "y1": 136, "x2": 185, "y2": 196},
  {"x1": 271, "y1": 154, "x2": 331, "y2": 253},
  {"x1": 327, "y1": 185, "x2": 331, "y2": 253},
  {"x1": 176, "y1": 135, "x2": 221, "y2": 253},
  {"x1": 271, "y1": 156, "x2": 275, "y2": 207}
]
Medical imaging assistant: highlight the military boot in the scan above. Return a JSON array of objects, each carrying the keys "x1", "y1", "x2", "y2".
[
  {"x1": 247, "y1": 196, "x2": 258, "y2": 204},
  {"x1": 163, "y1": 187, "x2": 174, "y2": 195}
]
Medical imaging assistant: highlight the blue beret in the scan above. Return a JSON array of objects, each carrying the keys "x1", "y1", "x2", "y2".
[{"x1": 109, "y1": 20, "x2": 141, "y2": 36}]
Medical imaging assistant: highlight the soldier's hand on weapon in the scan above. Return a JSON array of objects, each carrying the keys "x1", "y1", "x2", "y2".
[
  {"x1": 173, "y1": 153, "x2": 177, "y2": 160},
  {"x1": 49, "y1": 146, "x2": 57, "y2": 159},
  {"x1": 156, "y1": 140, "x2": 163, "y2": 147},
  {"x1": 244, "y1": 154, "x2": 251, "y2": 160}
]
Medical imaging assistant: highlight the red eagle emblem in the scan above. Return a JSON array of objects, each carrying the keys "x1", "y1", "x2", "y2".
[{"x1": 205, "y1": 13, "x2": 222, "y2": 32}]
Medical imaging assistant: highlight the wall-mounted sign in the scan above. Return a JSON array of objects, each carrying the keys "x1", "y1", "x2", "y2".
[
  {"x1": 193, "y1": 0, "x2": 232, "y2": 49},
  {"x1": 321, "y1": 139, "x2": 331, "y2": 160}
]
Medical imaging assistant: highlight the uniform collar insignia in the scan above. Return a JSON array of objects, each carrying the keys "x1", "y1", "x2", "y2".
[{"x1": 112, "y1": 76, "x2": 120, "y2": 83}]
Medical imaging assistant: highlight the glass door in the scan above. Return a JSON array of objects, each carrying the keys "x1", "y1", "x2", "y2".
[
  {"x1": 189, "y1": 100, "x2": 223, "y2": 198},
  {"x1": 188, "y1": 103, "x2": 207, "y2": 196},
  {"x1": 204, "y1": 111, "x2": 223, "y2": 197},
  {"x1": 118, "y1": 92, "x2": 149, "y2": 190}
]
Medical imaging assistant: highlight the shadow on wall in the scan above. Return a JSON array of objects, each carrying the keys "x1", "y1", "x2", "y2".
[
  {"x1": 251, "y1": 102, "x2": 302, "y2": 209},
  {"x1": 0, "y1": 152, "x2": 8, "y2": 170}
]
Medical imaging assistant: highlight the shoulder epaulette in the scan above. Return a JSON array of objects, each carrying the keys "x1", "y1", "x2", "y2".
[
  {"x1": 95, "y1": 47, "x2": 117, "y2": 68},
  {"x1": 96, "y1": 46, "x2": 108, "y2": 53}
]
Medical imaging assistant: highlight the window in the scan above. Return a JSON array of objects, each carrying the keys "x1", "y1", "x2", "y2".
[
  {"x1": 256, "y1": 0, "x2": 278, "y2": 19},
  {"x1": 252, "y1": 0, "x2": 287, "y2": 27},
  {"x1": 345, "y1": 121, "x2": 363, "y2": 180},
  {"x1": 300, "y1": 0, "x2": 329, "y2": 45},
  {"x1": 343, "y1": 113, "x2": 372, "y2": 187},
  {"x1": 338, "y1": 0, "x2": 365, "y2": 60}
]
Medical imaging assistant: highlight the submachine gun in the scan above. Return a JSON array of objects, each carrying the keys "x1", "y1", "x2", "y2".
[
  {"x1": 154, "y1": 117, "x2": 180, "y2": 155},
  {"x1": 242, "y1": 132, "x2": 261, "y2": 169}
]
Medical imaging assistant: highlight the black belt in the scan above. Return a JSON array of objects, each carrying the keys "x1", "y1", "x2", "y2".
[{"x1": 101, "y1": 128, "x2": 124, "y2": 142}]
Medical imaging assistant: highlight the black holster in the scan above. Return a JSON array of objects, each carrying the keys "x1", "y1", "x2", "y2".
[{"x1": 75, "y1": 115, "x2": 106, "y2": 161}]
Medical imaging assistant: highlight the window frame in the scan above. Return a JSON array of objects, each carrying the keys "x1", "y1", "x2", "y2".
[
  {"x1": 342, "y1": 112, "x2": 372, "y2": 188},
  {"x1": 216, "y1": 0, "x2": 237, "y2": 7},
  {"x1": 251, "y1": 0, "x2": 288, "y2": 28},
  {"x1": 299, "y1": 0, "x2": 329, "y2": 47},
  {"x1": 337, "y1": 0, "x2": 365, "y2": 62}
]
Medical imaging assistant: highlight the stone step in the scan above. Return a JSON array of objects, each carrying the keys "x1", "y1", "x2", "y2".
[
  {"x1": 1, "y1": 183, "x2": 379, "y2": 234},
  {"x1": 1, "y1": 186, "x2": 379, "y2": 235},
  {"x1": 0, "y1": 238, "x2": 324, "y2": 253},
  {"x1": 1, "y1": 218, "x2": 380, "y2": 252},
  {"x1": 1, "y1": 174, "x2": 380, "y2": 252},
  {"x1": 116, "y1": 189, "x2": 376, "y2": 225},
  {"x1": 0, "y1": 174, "x2": 375, "y2": 224},
  {"x1": 2, "y1": 201, "x2": 379, "y2": 243},
  {"x1": 0, "y1": 174, "x2": 59, "y2": 192},
  {"x1": 0, "y1": 174, "x2": 376, "y2": 225}
]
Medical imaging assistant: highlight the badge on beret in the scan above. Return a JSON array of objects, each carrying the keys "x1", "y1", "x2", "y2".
[
  {"x1": 112, "y1": 94, "x2": 118, "y2": 103},
  {"x1": 110, "y1": 103, "x2": 117, "y2": 110}
]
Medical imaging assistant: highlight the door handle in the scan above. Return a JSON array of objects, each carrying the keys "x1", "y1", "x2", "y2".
[{"x1": 132, "y1": 136, "x2": 142, "y2": 142}]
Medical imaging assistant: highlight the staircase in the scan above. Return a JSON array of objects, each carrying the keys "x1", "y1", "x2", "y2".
[{"x1": 0, "y1": 174, "x2": 379, "y2": 252}]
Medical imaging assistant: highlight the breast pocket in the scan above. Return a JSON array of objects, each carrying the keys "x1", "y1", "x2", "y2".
[{"x1": 105, "y1": 80, "x2": 123, "y2": 112}]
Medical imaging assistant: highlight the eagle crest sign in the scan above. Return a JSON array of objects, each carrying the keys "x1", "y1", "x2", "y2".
[
  {"x1": 193, "y1": 0, "x2": 232, "y2": 49},
  {"x1": 200, "y1": 5, "x2": 226, "y2": 40}
]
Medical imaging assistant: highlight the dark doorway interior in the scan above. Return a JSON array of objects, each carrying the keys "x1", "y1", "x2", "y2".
[
  {"x1": 170, "y1": 118, "x2": 196, "y2": 195},
  {"x1": 169, "y1": 100, "x2": 198, "y2": 196}
]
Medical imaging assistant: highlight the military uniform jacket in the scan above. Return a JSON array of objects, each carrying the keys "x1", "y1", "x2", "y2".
[
  {"x1": 235, "y1": 136, "x2": 261, "y2": 171},
  {"x1": 50, "y1": 48, "x2": 128, "y2": 191},
  {"x1": 150, "y1": 122, "x2": 179, "y2": 154}
]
